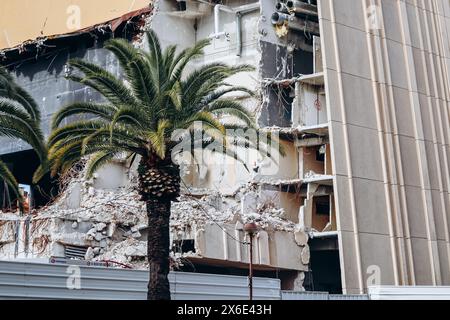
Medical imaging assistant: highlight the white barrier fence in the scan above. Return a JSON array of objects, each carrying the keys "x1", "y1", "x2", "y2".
[{"x1": 2, "y1": 260, "x2": 448, "y2": 300}]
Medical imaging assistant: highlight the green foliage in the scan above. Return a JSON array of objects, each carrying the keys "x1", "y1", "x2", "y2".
[
  {"x1": 0, "y1": 66, "x2": 46, "y2": 209},
  {"x1": 44, "y1": 30, "x2": 277, "y2": 181}
]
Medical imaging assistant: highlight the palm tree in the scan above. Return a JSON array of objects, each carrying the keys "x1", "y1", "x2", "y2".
[
  {"x1": 0, "y1": 67, "x2": 46, "y2": 211},
  {"x1": 40, "y1": 30, "x2": 273, "y2": 300}
]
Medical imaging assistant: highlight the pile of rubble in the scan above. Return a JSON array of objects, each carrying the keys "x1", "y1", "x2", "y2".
[{"x1": 0, "y1": 162, "x2": 299, "y2": 269}]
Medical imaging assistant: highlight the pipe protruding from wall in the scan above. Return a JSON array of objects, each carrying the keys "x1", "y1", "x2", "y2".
[
  {"x1": 209, "y1": 2, "x2": 260, "y2": 56},
  {"x1": 271, "y1": 12, "x2": 320, "y2": 35},
  {"x1": 236, "y1": 12, "x2": 242, "y2": 56},
  {"x1": 285, "y1": 0, "x2": 318, "y2": 16},
  {"x1": 212, "y1": 4, "x2": 234, "y2": 39},
  {"x1": 271, "y1": 12, "x2": 290, "y2": 26}
]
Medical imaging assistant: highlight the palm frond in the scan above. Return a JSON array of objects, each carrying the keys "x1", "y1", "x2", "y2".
[
  {"x1": 205, "y1": 100, "x2": 257, "y2": 128},
  {"x1": 200, "y1": 86, "x2": 254, "y2": 106},
  {"x1": 0, "y1": 159, "x2": 23, "y2": 209},
  {"x1": 52, "y1": 102, "x2": 116, "y2": 129},
  {"x1": 47, "y1": 31, "x2": 282, "y2": 183},
  {"x1": 104, "y1": 39, "x2": 156, "y2": 108},
  {"x1": 0, "y1": 99, "x2": 46, "y2": 160},
  {"x1": 0, "y1": 67, "x2": 41, "y2": 120},
  {"x1": 166, "y1": 81, "x2": 182, "y2": 110},
  {"x1": 48, "y1": 120, "x2": 145, "y2": 154},
  {"x1": 68, "y1": 58, "x2": 138, "y2": 106},
  {"x1": 148, "y1": 119, "x2": 171, "y2": 159},
  {"x1": 179, "y1": 64, "x2": 255, "y2": 117},
  {"x1": 179, "y1": 111, "x2": 226, "y2": 135},
  {"x1": 161, "y1": 45, "x2": 177, "y2": 77},
  {"x1": 110, "y1": 106, "x2": 149, "y2": 129},
  {"x1": 168, "y1": 38, "x2": 210, "y2": 84},
  {"x1": 85, "y1": 151, "x2": 120, "y2": 178}
]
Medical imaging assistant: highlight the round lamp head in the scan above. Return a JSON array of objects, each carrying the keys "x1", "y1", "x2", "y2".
[{"x1": 243, "y1": 222, "x2": 259, "y2": 235}]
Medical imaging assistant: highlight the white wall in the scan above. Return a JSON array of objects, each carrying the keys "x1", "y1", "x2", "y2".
[{"x1": 151, "y1": 0, "x2": 264, "y2": 194}]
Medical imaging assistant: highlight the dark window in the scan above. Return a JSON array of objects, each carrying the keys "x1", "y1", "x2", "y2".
[
  {"x1": 177, "y1": 1, "x2": 187, "y2": 11},
  {"x1": 172, "y1": 239, "x2": 195, "y2": 254},
  {"x1": 315, "y1": 196, "x2": 330, "y2": 215},
  {"x1": 65, "y1": 245, "x2": 87, "y2": 260},
  {"x1": 316, "y1": 148, "x2": 325, "y2": 162}
]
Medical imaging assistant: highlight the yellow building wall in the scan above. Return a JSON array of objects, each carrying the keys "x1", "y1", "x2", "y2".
[{"x1": 0, "y1": 0, "x2": 151, "y2": 49}]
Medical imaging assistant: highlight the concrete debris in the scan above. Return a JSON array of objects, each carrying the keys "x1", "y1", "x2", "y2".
[
  {"x1": 171, "y1": 189, "x2": 296, "y2": 234},
  {"x1": 93, "y1": 238, "x2": 148, "y2": 269},
  {"x1": 131, "y1": 231, "x2": 141, "y2": 238},
  {"x1": 53, "y1": 232, "x2": 87, "y2": 247},
  {"x1": 304, "y1": 171, "x2": 319, "y2": 179},
  {"x1": 37, "y1": 185, "x2": 146, "y2": 226},
  {"x1": 0, "y1": 221, "x2": 15, "y2": 244},
  {"x1": 94, "y1": 233, "x2": 103, "y2": 242},
  {"x1": 0, "y1": 162, "x2": 302, "y2": 269},
  {"x1": 106, "y1": 223, "x2": 116, "y2": 237},
  {"x1": 99, "y1": 239, "x2": 108, "y2": 248},
  {"x1": 301, "y1": 245, "x2": 310, "y2": 265},
  {"x1": 85, "y1": 247, "x2": 94, "y2": 260},
  {"x1": 294, "y1": 229, "x2": 308, "y2": 246},
  {"x1": 293, "y1": 272, "x2": 306, "y2": 291},
  {"x1": 252, "y1": 177, "x2": 302, "y2": 187},
  {"x1": 0, "y1": 212, "x2": 20, "y2": 220},
  {"x1": 96, "y1": 223, "x2": 107, "y2": 231}
]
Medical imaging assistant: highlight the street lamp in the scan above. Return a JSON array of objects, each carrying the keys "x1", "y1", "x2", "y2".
[{"x1": 243, "y1": 222, "x2": 258, "y2": 301}]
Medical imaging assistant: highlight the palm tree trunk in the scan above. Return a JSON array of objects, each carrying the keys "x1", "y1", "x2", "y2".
[{"x1": 146, "y1": 200, "x2": 171, "y2": 300}]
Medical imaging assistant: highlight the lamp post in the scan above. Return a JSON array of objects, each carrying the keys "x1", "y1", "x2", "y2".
[{"x1": 243, "y1": 222, "x2": 258, "y2": 301}]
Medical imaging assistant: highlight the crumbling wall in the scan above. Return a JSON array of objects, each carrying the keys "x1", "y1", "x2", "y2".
[
  {"x1": 0, "y1": 0, "x2": 151, "y2": 49},
  {"x1": 0, "y1": 1, "x2": 319, "y2": 290},
  {"x1": 258, "y1": 0, "x2": 317, "y2": 127},
  {"x1": 149, "y1": 0, "x2": 264, "y2": 195},
  {"x1": 0, "y1": 42, "x2": 122, "y2": 155},
  {"x1": 0, "y1": 160, "x2": 310, "y2": 275},
  {"x1": 0, "y1": 218, "x2": 16, "y2": 258}
]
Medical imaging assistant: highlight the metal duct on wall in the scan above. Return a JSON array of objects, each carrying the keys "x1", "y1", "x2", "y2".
[
  {"x1": 285, "y1": 0, "x2": 318, "y2": 16},
  {"x1": 270, "y1": 12, "x2": 320, "y2": 35}
]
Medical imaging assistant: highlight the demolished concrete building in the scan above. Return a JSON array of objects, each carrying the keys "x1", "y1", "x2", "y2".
[{"x1": 1, "y1": 0, "x2": 450, "y2": 295}]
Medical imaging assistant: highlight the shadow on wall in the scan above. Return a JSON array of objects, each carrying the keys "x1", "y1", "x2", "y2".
[{"x1": 0, "y1": 150, "x2": 59, "y2": 210}]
